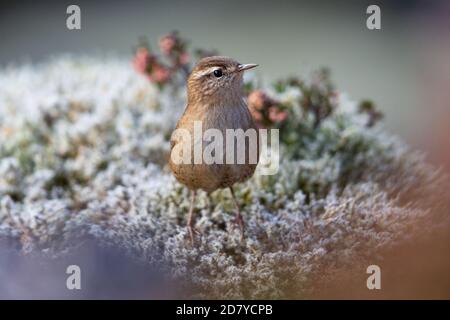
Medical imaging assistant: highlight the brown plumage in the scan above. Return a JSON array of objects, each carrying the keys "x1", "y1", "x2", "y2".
[{"x1": 169, "y1": 56, "x2": 259, "y2": 243}]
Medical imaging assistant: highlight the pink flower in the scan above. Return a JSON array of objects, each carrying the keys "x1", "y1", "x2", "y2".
[
  {"x1": 149, "y1": 65, "x2": 171, "y2": 84},
  {"x1": 247, "y1": 90, "x2": 268, "y2": 111},
  {"x1": 250, "y1": 108, "x2": 263, "y2": 121},
  {"x1": 159, "y1": 34, "x2": 177, "y2": 56},
  {"x1": 179, "y1": 52, "x2": 190, "y2": 65},
  {"x1": 132, "y1": 47, "x2": 151, "y2": 74},
  {"x1": 279, "y1": 112, "x2": 288, "y2": 122},
  {"x1": 268, "y1": 107, "x2": 288, "y2": 123}
]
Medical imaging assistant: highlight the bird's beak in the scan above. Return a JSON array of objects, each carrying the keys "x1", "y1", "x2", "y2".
[{"x1": 237, "y1": 63, "x2": 258, "y2": 72}]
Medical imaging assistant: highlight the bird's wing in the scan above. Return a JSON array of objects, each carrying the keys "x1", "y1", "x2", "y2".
[{"x1": 170, "y1": 105, "x2": 188, "y2": 150}]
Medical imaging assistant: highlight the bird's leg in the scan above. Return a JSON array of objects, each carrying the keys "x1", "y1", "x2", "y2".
[
  {"x1": 229, "y1": 187, "x2": 245, "y2": 240},
  {"x1": 187, "y1": 189, "x2": 196, "y2": 245}
]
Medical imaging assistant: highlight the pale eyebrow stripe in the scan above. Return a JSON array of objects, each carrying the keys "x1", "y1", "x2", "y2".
[{"x1": 192, "y1": 66, "x2": 221, "y2": 79}]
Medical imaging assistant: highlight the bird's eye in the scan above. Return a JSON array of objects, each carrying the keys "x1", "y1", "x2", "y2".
[{"x1": 213, "y1": 69, "x2": 223, "y2": 78}]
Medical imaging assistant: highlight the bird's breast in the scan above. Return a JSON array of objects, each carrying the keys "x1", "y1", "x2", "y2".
[
  {"x1": 203, "y1": 102, "x2": 254, "y2": 130},
  {"x1": 169, "y1": 101, "x2": 259, "y2": 192}
]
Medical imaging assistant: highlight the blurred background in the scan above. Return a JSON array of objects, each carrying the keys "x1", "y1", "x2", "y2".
[{"x1": 0, "y1": 0, "x2": 449, "y2": 165}]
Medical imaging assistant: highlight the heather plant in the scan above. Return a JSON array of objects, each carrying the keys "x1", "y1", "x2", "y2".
[{"x1": 0, "y1": 33, "x2": 448, "y2": 298}]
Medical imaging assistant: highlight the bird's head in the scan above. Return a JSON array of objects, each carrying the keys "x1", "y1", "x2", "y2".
[{"x1": 187, "y1": 56, "x2": 258, "y2": 104}]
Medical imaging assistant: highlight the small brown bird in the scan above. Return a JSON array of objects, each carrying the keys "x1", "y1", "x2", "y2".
[{"x1": 169, "y1": 56, "x2": 259, "y2": 243}]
